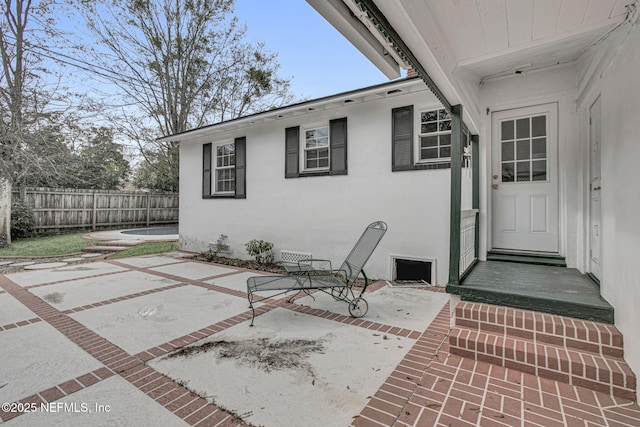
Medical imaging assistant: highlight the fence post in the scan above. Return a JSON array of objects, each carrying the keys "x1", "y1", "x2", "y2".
[
  {"x1": 92, "y1": 191, "x2": 97, "y2": 231},
  {"x1": 146, "y1": 192, "x2": 151, "y2": 226}
]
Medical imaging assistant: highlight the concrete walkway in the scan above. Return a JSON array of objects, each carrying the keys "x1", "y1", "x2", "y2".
[{"x1": 0, "y1": 254, "x2": 638, "y2": 426}]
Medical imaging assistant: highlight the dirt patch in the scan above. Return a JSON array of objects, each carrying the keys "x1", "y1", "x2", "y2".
[
  {"x1": 43, "y1": 292, "x2": 65, "y2": 304},
  {"x1": 166, "y1": 338, "x2": 324, "y2": 373}
]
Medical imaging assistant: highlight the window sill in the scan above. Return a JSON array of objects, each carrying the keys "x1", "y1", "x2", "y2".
[
  {"x1": 393, "y1": 161, "x2": 451, "y2": 172},
  {"x1": 287, "y1": 170, "x2": 347, "y2": 178},
  {"x1": 202, "y1": 194, "x2": 238, "y2": 199}
]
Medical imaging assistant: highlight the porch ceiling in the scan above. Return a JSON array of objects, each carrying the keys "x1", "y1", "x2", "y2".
[{"x1": 417, "y1": 0, "x2": 630, "y2": 81}]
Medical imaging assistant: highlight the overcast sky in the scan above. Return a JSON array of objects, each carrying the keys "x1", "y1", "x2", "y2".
[{"x1": 235, "y1": 0, "x2": 396, "y2": 100}]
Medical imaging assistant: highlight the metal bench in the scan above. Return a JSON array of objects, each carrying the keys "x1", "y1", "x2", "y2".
[{"x1": 246, "y1": 221, "x2": 388, "y2": 326}]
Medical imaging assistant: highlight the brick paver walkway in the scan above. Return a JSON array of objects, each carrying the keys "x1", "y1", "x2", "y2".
[{"x1": 1, "y1": 256, "x2": 639, "y2": 426}]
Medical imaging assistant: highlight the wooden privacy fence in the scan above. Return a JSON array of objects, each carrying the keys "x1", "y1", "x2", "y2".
[{"x1": 12, "y1": 187, "x2": 179, "y2": 233}]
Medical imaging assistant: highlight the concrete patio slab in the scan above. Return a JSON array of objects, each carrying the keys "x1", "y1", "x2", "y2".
[
  {"x1": 150, "y1": 261, "x2": 236, "y2": 280},
  {"x1": 69, "y1": 285, "x2": 250, "y2": 355},
  {"x1": 6, "y1": 376, "x2": 188, "y2": 427},
  {"x1": 29, "y1": 270, "x2": 180, "y2": 311},
  {"x1": 0, "y1": 293, "x2": 37, "y2": 325},
  {"x1": 2, "y1": 253, "x2": 639, "y2": 426},
  {"x1": 114, "y1": 255, "x2": 187, "y2": 269},
  {"x1": 150, "y1": 307, "x2": 417, "y2": 427},
  {"x1": 0, "y1": 322, "x2": 103, "y2": 404},
  {"x1": 24, "y1": 262, "x2": 68, "y2": 270},
  {"x1": 205, "y1": 271, "x2": 291, "y2": 299},
  {"x1": 296, "y1": 286, "x2": 449, "y2": 331},
  {"x1": 6, "y1": 263, "x2": 128, "y2": 287}
]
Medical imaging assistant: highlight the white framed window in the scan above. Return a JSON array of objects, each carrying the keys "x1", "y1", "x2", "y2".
[
  {"x1": 214, "y1": 142, "x2": 235, "y2": 194},
  {"x1": 417, "y1": 108, "x2": 451, "y2": 162},
  {"x1": 303, "y1": 125, "x2": 330, "y2": 171}
]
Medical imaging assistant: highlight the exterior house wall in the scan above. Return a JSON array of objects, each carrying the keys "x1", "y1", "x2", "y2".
[
  {"x1": 179, "y1": 87, "x2": 457, "y2": 284},
  {"x1": 478, "y1": 65, "x2": 582, "y2": 268},
  {"x1": 582, "y1": 23, "x2": 640, "y2": 396}
]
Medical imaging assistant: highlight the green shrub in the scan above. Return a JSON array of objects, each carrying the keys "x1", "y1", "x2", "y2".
[
  {"x1": 11, "y1": 200, "x2": 35, "y2": 239},
  {"x1": 245, "y1": 239, "x2": 274, "y2": 265}
]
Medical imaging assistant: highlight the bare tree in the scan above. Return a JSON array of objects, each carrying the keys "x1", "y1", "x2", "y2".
[
  {"x1": 77, "y1": 0, "x2": 295, "y2": 190},
  {"x1": 1, "y1": 0, "x2": 36, "y2": 245}
]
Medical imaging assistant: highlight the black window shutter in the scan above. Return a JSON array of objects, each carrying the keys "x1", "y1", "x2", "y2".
[
  {"x1": 234, "y1": 137, "x2": 246, "y2": 199},
  {"x1": 329, "y1": 117, "x2": 348, "y2": 175},
  {"x1": 392, "y1": 105, "x2": 414, "y2": 171},
  {"x1": 285, "y1": 126, "x2": 300, "y2": 178},
  {"x1": 202, "y1": 143, "x2": 212, "y2": 197}
]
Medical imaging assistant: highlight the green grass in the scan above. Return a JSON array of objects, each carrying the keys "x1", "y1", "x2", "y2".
[
  {"x1": 0, "y1": 233, "x2": 90, "y2": 257},
  {"x1": 107, "y1": 241, "x2": 179, "y2": 260}
]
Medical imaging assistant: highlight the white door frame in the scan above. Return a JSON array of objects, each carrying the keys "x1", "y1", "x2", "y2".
[{"x1": 589, "y1": 96, "x2": 602, "y2": 279}]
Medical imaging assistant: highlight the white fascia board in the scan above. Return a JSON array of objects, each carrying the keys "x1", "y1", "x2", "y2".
[
  {"x1": 306, "y1": 0, "x2": 401, "y2": 79},
  {"x1": 158, "y1": 78, "x2": 426, "y2": 143}
]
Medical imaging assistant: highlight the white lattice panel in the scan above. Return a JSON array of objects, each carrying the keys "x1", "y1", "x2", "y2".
[{"x1": 280, "y1": 250, "x2": 312, "y2": 264}]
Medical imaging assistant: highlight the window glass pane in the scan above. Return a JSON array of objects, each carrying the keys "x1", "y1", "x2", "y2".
[
  {"x1": 423, "y1": 122, "x2": 438, "y2": 133},
  {"x1": 531, "y1": 115, "x2": 546, "y2": 137},
  {"x1": 318, "y1": 158, "x2": 329, "y2": 168},
  {"x1": 440, "y1": 146, "x2": 451, "y2": 158},
  {"x1": 307, "y1": 150, "x2": 318, "y2": 160},
  {"x1": 316, "y1": 127, "x2": 328, "y2": 138},
  {"x1": 420, "y1": 136, "x2": 438, "y2": 148},
  {"x1": 439, "y1": 133, "x2": 451, "y2": 146},
  {"x1": 502, "y1": 163, "x2": 514, "y2": 182},
  {"x1": 318, "y1": 148, "x2": 329, "y2": 158},
  {"x1": 317, "y1": 136, "x2": 328, "y2": 147},
  {"x1": 422, "y1": 148, "x2": 438, "y2": 159},
  {"x1": 516, "y1": 118, "x2": 530, "y2": 138},
  {"x1": 532, "y1": 138, "x2": 546, "y2": 159},
  {"x1": 422, "y1": 111, "x2": 438, "y2": 122},
  {"x1": 532, "y1": 160, "x2": 547, "y2": 181},
  {"x1": 502, "y1": 141, "x2": 514, "y2": 161},
  {"x1": 439, "y1": 120, "x2": 451, "y2": 131},
  {"x1": 517, "y1": 140, "x2": 530, "y2": 160},
  {"x1": 516, "y1": 161, "x2": 530, "y2": 181},
  {"x1": 439, "y1": 109, "x2": 450, "y2": 120},
  {"x1": 501, "y1": 121, "x2": 514, "y2": 141}
]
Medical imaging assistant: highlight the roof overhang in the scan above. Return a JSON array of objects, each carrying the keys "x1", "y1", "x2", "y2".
[
  {"x1": 157, "y1": 78, "x2": 427, "y2": 143},
  {"x1": 306, "y1": 0, "x2": 404, "y2": 79}
]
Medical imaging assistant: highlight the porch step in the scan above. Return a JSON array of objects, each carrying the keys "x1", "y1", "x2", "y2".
[
  {"x1": 487, "y1": 250, "x2": 567, "y2": 267},
  {"x1": 450, "y1": 302, "x2": 636, "y2": 401},
  {"x1": 451, "y1": 261, "x2": 614, "y2": 324}
]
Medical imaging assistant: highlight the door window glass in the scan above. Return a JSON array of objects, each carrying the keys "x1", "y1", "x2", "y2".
[{"x1": 500, "y1": 115, "x2": 547, "y2": 182}]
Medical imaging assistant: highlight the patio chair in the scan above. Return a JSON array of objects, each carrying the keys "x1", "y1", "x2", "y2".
[{"x1": 246, "y1": 221, "x2": 388, "y2": 326}]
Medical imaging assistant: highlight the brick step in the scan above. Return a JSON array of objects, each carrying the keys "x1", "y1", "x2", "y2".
[
  {"x1": 84, "y1": 245, "x2": 128, "y2": 253},
  {"x1": 455, "y1": 301, "x2": 623, "y2": 357},
  {"x1": 451, "y1": 302, "x2": 636, "y2": 401},
  {"x1": 449, "y1": 327, "x2": 636, "y2": 400}
]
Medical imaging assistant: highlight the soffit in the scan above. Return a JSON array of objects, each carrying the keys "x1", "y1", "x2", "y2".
[{"x1": 395, "y1": 0, "x2": 629, "y2": 80}]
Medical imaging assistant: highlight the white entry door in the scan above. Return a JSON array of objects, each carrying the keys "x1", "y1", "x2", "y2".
[
  {"x1": 589, "y1": 97, "x2": 602, "y2": 279},
  {"x1": 491, "y1": 103, "x2": 559, "y2": 252}
]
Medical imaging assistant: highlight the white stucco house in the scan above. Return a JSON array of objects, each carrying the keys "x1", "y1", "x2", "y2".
[
  {"x1": 303, "y1": 0, "x2": 640, "y2": 399},
  {"x1": 159, "y1": 0, "x2": 640, "y2": 399},
  {"x1": 165, "y1": 76, "x2": 472, "y2": 286}
]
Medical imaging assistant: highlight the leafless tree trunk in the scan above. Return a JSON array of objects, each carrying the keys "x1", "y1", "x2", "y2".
[{"x1": 0, "y1": 0, "x2": 32, "y2": 245}]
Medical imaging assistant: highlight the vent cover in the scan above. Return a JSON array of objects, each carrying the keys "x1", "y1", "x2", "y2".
[
  {"x1": 280, "y1": 250, "x2": 312, "y2": 264},
  {"x1": 390, "y1": 256, "x2": 434, "y2": 286}
]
